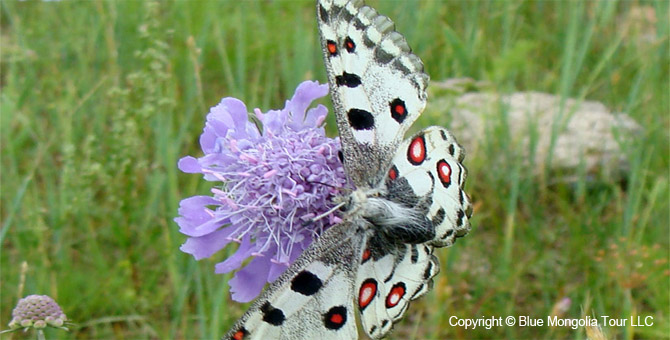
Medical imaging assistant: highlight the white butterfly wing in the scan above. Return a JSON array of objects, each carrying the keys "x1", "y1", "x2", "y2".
[
  {"x1": 318, "y1": 0, "x2": 429, "y2": 187},
  {"x1": 224, "y1": 222, "x2": 364, "y2": 340},
  {"x1": 355, "y1": 241, "x2": 439, "y2": 339}
]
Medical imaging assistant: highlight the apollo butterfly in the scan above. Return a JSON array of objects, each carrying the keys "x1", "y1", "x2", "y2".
[{"x1": 224, "y1": 1, "x2": 472, "y2": 338}]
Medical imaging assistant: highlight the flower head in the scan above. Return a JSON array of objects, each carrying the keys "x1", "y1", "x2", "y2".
[
  {"x1": 8, "y1": 295, "x2": 67, "y2": 330},
  {"x1": 176, "y1": 81, "x2": 346, "y2": 302}
]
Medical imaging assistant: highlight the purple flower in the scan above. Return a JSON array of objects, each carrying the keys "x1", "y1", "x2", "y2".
[
  {"x1": 8, "y1": 295, "x2": 67, "y2": 330},
  {"x1": 176, "y1": 81, "x2": 346, "y2": 302}
]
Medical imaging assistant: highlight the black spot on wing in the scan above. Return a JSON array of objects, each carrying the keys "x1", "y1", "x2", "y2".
[
  {"x1": 448, "y1": 144, "x2": 455, "y2": 156},
  {"x1": 338, "y1": 150, "x2": 344, "y2": 164},
  {"x1": 456, "y1": 209, "x2": 465, "y2": 226},
  {"x1": 410, "y1": 244, "x2": 419, "y2": 263},
  {"x1": 441, "y1": 229, "x2": 454, "y2": 240},
  {"x1": 389, "y1": 98, "x2": 407, "y2": 123},
  {"x1": 411, "y1": 284, "x2": 426, "y2": 299},
  {"x1": 347, "y1": 109, "x2": 374, "y2": 130},
  {"x1": 335, "y1": 72, "x2": 362, "y2": 87},
  {"x1": 431, "y1": 208, "x2": 445, "y2": 226},
  {"x1": 291, "y1": 270, "x2": 322, "y2": 296},
  {"x1": 319, "y1": 4, "x2": 328, "y2": 22},
  {"x1": 440, "y1": 129, "x2": 448, "y2": 140},
  {"x1": 260, "y1": 302, "x2": 285, "y2": 326}
]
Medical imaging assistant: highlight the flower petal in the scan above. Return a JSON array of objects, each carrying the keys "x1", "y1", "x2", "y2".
[
  {"x1": 177, "y1": 156, "x2": 202, "y2": 173},
  {"x1": 304, "y1": 104, "x2": 328, "y2": 128},
  {"x1": 180, "y1": 226, "x2": 236, "y2": 260},
  {"x1": 260, "y1": 108, "x2": 289, "y2": 136},
  {"x1": 177, "y1": 212, "x2": 229, "y2": 237},
  {"x1": 228, "y1": 255, "x2": 272, "y2": 302},
  {"x1": 267, "y1": 261, "x2": 289, "y2": 283},
  {"x1": 214, "y1": 236, "x2": 255, "y2": 274},
  {"x1": 220, "y1": 98, "x2": 251, "y2": 132},
  {"x1": 176, "y1": 195, "x2": 219, "y2": 221},
  {"x1": 287, "y1": 81, "x2": 329, "y2": 128}
]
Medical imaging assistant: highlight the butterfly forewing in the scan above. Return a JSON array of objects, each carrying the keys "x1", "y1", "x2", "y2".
[
  {"x1": 318, "y1": 0, "x2": 429, "y2": 187},
  {"x1": 224, "y1": 222, "x2": 364, "y2": 340}
]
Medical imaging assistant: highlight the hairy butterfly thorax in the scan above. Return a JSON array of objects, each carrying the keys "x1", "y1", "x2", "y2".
[{"x1": 224, "y1": 1, "x2": 472, "y2": 339}]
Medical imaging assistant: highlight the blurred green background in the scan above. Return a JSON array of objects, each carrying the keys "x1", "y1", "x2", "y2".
[{"x1": 1, "y1": 0, "x2": 668, "y2": 339}]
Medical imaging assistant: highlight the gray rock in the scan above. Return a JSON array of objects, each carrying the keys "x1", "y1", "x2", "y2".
[{"x1": 426, "y1": 84, "x2": 642, "y2": 179}]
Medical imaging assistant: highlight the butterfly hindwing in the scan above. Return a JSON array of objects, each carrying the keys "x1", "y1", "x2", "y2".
[
  {"x1": 386, "y1": 126, "x2": 473, "y2": 247},
  {"x1": 355, "y1": 239, "x2": 439, "y2": 339},
  {"x1": 224, "y1": 222, "x2": 364, "y2": 340},
  {"x1": 318, "y1": 0, "x2": 430, "y2": 187}
]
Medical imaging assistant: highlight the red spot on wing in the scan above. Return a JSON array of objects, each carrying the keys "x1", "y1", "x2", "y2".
[
  {"x1": 385, "y1": 282, "x2": 406, "y2": 308},
  {"x1": 437, "y1": 160, "x2": 452, "y2": 187},
  {"x1": 395, "y1": 104, "x2": 405, "y2": 115},
  {"x1": 388, "y1": 166, "x2": 398, "y2": 181},
  {"x1": 359, "y1": 279, "x2": 377, "y2": 310},
  {"x1": 345, "y1": 37, "x2": 356, "y2": 52},
  {"x1": 327, "y1": 40, "x2": 337, "y2": 55},
  {"x1": 330, "y1": 313, "x2": 344, "y2": 324},
  {"x1": 232, "y1": 329, "x2": 247, "y2": 340},
  {"x1": 390, "y1": 98, "x2": 407, "y2": 123},
  {"x1": 324, "y1": 306, "x2": 348, "y2": 329},
  {"x1": 362, "y1": 249, "x2": 371, "y2": 262},
  {"x1": 407, "y1": 135, "x2": 426, "y2": 165}
]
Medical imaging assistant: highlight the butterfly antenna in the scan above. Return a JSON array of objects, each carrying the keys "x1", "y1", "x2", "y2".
[
  {"x1": 308, "y1": 180, "x2": 353, "y2": 195},
  {"x1": 304, "y1": 201, "x2": 346, "y2": 226}
]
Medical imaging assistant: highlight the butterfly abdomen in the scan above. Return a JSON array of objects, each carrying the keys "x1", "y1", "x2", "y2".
[{"x1": 359, "y1": 196, "x2": 436, "y2": 244}]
